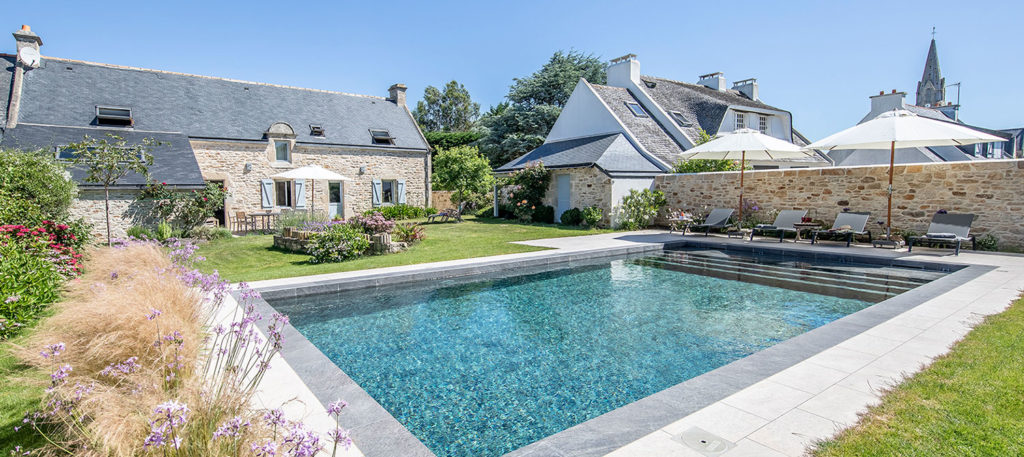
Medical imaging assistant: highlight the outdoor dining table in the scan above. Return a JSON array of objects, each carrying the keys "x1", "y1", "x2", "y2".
[{"x1": 247, "y1": 212, "x2": 280, "y2": 233}]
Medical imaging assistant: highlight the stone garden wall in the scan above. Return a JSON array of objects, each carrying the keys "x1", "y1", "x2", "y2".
[
  {"x1": 654, "y1": 159, "x2": 1024, "y2": 248},
  {"x1": 431, "y1": 191, "x2": 456, "y2": 211},
  {"x1": 69, "y1": 189, "x2": 160, "y2": 239},
  {"x1": 543, "y1": 167, "x2": 614, "y2": 225}
]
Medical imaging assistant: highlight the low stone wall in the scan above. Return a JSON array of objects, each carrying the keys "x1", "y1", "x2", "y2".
[
  {"x1": 431, "y1": 191, "x2": 456, "y2": 210},
  {"x1": 654, "y1": 159, "x2": 1024, "y2": 249},
  {"x1": 69, "y1": 189, "x2": 160, "y2": 240},
  {"x1": 543, "y1": 167, "x2": 614, "y2": 225}
]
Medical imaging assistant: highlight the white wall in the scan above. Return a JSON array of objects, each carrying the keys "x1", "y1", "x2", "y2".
[
  {"x1": 545, "y1": 79, "x2": 625, "y2": 143},
  {"x1": 718, "y1": 108, "x2": 792, "y2": 141},
  {"x1": 610, "y1": 177, "x2": 655, "y2": 227}
]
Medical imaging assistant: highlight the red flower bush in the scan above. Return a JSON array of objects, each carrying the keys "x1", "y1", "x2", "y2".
[{"x1": 1, "y1": 222, "x2": 84, "y2": 277}]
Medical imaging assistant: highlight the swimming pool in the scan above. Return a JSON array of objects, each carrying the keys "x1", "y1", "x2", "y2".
[{"x1": 270, "y1": 249, "x2": 943, "y2": 456}]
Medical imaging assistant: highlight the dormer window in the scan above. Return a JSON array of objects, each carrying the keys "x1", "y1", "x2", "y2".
[
  {"x1": 625, "y1": 102, "x2": 648, "y2": 117},
  {"x1": 669, "y1": 111, "x2": 692, "y2": 127},
  {"x1": 96, "y1": 106, "x2": 133, "y2": 127},
  {"x1": 735, "y1": 112, "x2": 745, "y2": 130},
  {"x1": 309, "y1": 124, "x2": 325, "y2": 137},
  {"x1": 370, "y1": 129, "x2": 395, "y2": 145},
  {"x1": 275, "y1": 141, "x2": 291, "y2": 162}
]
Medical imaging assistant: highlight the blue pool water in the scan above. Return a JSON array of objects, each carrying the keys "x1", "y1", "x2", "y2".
[{"x1": 274, "y1": 251, "x2": 895, "y2": 456}]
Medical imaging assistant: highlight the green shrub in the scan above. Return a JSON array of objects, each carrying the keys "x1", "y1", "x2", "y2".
[
  {"x1": 671, "y1": 158, "x2": 750, "y2": 174},
  {"x1": 126, "y1": 225, "x2": 156, "y2": 240},
  {"x1": 364, "y1": 204, "x2": 434, "y2": 220},
  {"x1": 619, "y1": 189, "x2": 667, "y2": 230},
  {"x1": 393, "y1": 223, "x2": 426, "y2": 243},
  {"x1": 139, "y1": 181, "x2": 227, "y2": 235},
  {"x1": 560, "y1": 207, "x2": 583, "y2": 225},
  {"x1": 424, "y1": 131, "x2": 483, "y2": 151},
  {"x1": 583, "y1": 206, "x2": 603, "y2": 227},
  {"x1": 156, "y1": 221, "x2": 173, "y2": 241},
  {"x1": 975, "y1": 233, "x2": 998, "y2": 251},
  {"x1": 505, "y1": 162, "x2": 551, "y2": 222},
  {"x1": 307, "y1": 223, "x2": 370, "y2": 263},
  {"x1": 0, "y1": 148, "x2": 78, "y2": 226},
  {"x1": 533, "y1": 205, "x2": 555, "y2": 224},
  {"x1": 0, "y1": 242, "x2": 65, "y2": 338},
  {"x1": 190, "y1": 226, "x2": 233, "y2": 241}
]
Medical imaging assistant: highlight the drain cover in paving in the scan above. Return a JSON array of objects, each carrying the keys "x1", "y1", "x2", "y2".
[{"x1": 671, "y1": 426, "x2": 735, "y2": 456}]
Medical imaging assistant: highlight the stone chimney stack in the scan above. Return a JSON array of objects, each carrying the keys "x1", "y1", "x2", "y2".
[
  {"x1": 607, "y1": 53, "x2": 640, "y2": 87},
  {"x1": 698, "y1": 72, "x2": 726, "y2": 91},
  {"x1": 870, "y1": 89, "x2": 907, "y2": 113},
  {"x1": 732, "y1": 78, "x2": 759, "y2": 101},
  {"x1": 6, "y1": 25, "x2": 43, "y2": 129},
  {"x1": 388, "y1": 84, "x2": 407, "y2": 106}
]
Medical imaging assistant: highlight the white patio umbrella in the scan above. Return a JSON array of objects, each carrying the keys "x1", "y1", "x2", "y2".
[
  {"x1": 271, "y1": 165, "x2": 352, "y2": 214},
  {"x1": 806, "y1": 109, "x2": 1003, "y2": 238},
  {"x1": 679, "y1": 128, "x2": 816, "y2": 222}
]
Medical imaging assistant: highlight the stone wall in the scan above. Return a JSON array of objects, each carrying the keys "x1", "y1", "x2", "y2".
[
  {"x1": 654, "y1": 159, "x2": 1024, "y2": 248},
  {"x1": 191, "y1": 140, "x2": 429, "y2": 220},
  {"x1": 431, "y1": 191, "x2": 456, "y2": 211},
  {"x1": 543, "y1": 167, "x2": 613, "y2": 225},
  {"x1": 69, "y1": 189, "x2": 159, "y2": 240}
]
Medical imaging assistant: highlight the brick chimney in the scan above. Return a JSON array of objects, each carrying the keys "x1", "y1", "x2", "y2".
[
  {"x1": 6, "y1": 25, "x2": 43, "y2": 129},
  {"x1": 698, "y1": 72, "x2": 726, "y2": 91},
  {"x1": 388, "y1": 84, "x2": 407, "y2": 106}
]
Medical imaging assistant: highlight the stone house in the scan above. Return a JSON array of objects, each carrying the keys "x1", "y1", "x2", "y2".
[
  {"x1": 496, "y1": 54, "x2": 823, "y2": 225},
  {"x1": 0, "y1": 25, "x2": 430, "y2": 238}
]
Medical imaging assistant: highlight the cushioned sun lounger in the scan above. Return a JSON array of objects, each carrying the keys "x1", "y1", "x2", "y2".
[
  {"x1": 811, "y1": 212, "x2": 872, "y2": 247},
  {"x1": 749, "y1": 209, "x2": 807, "y2": 242},
  {"x1": 686, "y1": 208, "x2": 734, "y2": 236},
  {"x1": 907, "y1": 213, "x2": 976, "y2": 255}
]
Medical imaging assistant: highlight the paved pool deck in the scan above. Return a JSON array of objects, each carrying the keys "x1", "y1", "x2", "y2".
[{"x1": 241, "y1": 230, "x2": 1024, "y2": 457}]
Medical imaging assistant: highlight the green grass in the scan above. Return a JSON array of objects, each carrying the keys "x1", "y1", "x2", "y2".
[
  {"x1": 0, "y1": 334, "x2": 48, "y2": 454},
  {"x1": 813, "y1": 296, "x2": 1024, "y2": 456},
  {"x1": 197, "y1": 216, "x2": 614, "y2": 282}
]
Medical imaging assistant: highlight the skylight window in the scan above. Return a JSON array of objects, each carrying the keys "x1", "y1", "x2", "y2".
[
  {"x1": 309, "y1": 124, "x2": 325, "y2": 136},
  {"x1": 669, "y1": 111, "x2": 692, "y2": 127},
  {"x1": 370, "y1": 129, "x2": 395, "y2": 145},
  {"x1": 96, "y1": 106, "x2": 133, "y2": 127},
  {"x1": 625, "y1": 102, "x2": 648, "y2": 117}
]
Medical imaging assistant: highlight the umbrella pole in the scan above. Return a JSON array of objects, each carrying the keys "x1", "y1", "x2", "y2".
[
  {"x1": 887, "y1": 140, "x2": 894, "y2": 240},
  {"x1": 738, "y1": 151, "x2": 746, "y2": 224}
]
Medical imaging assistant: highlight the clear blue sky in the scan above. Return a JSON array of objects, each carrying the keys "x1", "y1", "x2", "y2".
[{"x1": 4, "y1": 0, "x2": 1022, "y2": 139}]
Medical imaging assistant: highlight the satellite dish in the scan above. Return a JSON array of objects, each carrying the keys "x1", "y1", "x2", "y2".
[{"x1": 18, "y1": 47, "x2": 40, "y2": 68}]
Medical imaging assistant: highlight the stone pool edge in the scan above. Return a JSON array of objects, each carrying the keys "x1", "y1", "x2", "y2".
[{"x1": 247, "y1": 239, "x2": 985, "y2": 457}]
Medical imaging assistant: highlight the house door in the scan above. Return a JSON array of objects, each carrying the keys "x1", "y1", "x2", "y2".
[
  {"x1": 328, "y1": 181, "x2": 344, "y2": 219},
  {"x1": 556, "y1": 174, "x2": 571, "y2": 222}
]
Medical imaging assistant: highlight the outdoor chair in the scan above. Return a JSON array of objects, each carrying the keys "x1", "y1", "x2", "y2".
[
  {"x1": 231, "y1": 211, "x2": 250, "y2": 233},
  {"x1": 907, "y1": 213, "x2": 976, "y2": 255},
  {"x1": 811, "y1": 212, "x2": 872, "y2": 247},
  {"x1": 426, "y1": 209, "x2": 451, "y2": 223},
  {"x1": 749, "y1": 209, "x2": 807, "y2": 242},
  {"x1": 685, "y1": 208, "x2": 734, "y2": 236},
  {"x1": 428, "y1": 202, "x2": 466, "y2": 223}
]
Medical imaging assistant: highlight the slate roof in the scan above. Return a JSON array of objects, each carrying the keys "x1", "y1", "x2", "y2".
[
  {"x1": 638, "y1": 76, "x2": 792, "y2": 139},
  {"x1": 0, "y1": 55, "x2": 13, "y2": 126},
  {"x1": 588, "y1": 84, "x2": 685, "y2": 166},
  {"x1": 0, "y1": 124, "x2": 205, "y2": 188},
  {"x1": 13, "y1": 57, "x2": 428, "y2": 150},
  {"x1": 496, "y1": 133, "x2": 662, "y2": 176}
]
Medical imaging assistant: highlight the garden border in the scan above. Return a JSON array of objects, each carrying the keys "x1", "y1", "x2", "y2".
[{"x1": 241, "y1": 239, "x2": 988, "y2": 457}]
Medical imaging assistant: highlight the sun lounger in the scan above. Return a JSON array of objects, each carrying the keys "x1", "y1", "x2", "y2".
[
  {"x1": 907, "y1": 213, "x2": 976, "y2": 255},
  {"x1": 811, "y1": 212, "x2": 872, "y2": 247},
  {"x1": 685, "y1": 208, "x2": 734, "y2": 236},
  {"x1": 749, "y1": 209, "x2": 807, "y2": 242}
]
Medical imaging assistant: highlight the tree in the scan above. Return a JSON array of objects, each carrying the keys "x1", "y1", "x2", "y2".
[
  {"x1": 0, "y1": 148, "x2": 78, "y2": 226},
  {"x1": 431, "y1": 146, "x2": 495, "y2": 213},
  {"x1": 477, "y1": 50, "x2": 606, "y2": 166},
  {"x1": 413, "y1": 80, "x2": 480, "y2": 132},
  {"x1": 69, "y1": 134, "x2": 158, "y2": 244}
]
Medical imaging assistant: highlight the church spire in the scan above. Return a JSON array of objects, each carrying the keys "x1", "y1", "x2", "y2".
[{"x1": 916, "y1": 31, "x2": 945, "y2": 107}]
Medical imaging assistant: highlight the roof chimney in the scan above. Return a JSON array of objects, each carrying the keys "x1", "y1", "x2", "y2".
[
  {"x1": 6, "y1": 25, "x2": 43, "y2": 129},
  {"x1": 698, "y1": 72, "x2": 726, "y2": 91},
  {"x1": 732, "y1": 78, "x2": 758, "y2": 101},
  {"x1": 13, "y1": 24, "x2": 42, "y2": 54},
  {"x1": 388, "y1": 84, "x2": 407, "y2": 106},
  {"x1": 607, "y1": 53, "x2": 640, "y2": 87},
  {"x1": 869, "y1": 89, "x2": 907, "y2": 113}
]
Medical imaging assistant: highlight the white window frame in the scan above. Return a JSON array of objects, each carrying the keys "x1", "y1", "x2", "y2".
[
  {"x1": 274, "y1": 141, "x2": 291, "y2": 162},
  {"x1": 735, "y1": 112, "x2": 745, "y2": 130},
  {"x1": 758, "y1": 115, "x2": 769, "y2": 134}
]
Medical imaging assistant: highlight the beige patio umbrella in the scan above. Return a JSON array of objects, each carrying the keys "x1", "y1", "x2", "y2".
[
  {"x1": 806, "y1": 109, "x2": 1003, "y2": 238},
  {"x1": 679, "y1": 128, "x2": 816, "y2": 222},
  {"x1": 271, "y1": 165, "x2": 352, "y2": 214}
]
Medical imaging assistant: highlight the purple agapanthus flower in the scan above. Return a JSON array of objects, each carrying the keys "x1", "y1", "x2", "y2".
[
  {"x1": 40, "y1": 342, "x2": 65, "y2": 359},
  {"x1": 212, "y1": 415, "x2": 251, "y2": 441},
  {"x1": 327, "y1": 400, "x2": 348, "y2": 416}
]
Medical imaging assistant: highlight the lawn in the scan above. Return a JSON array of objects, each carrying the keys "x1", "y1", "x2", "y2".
[
  {"x1": 197, "y1": 216, "x2": 614, "y2": 282},
  {"x1": 0, "y1": 333, "x2": 48, "y2": 455},
  {"x1": 812, "y1": 296, "x2": 1024, "y2": 456}
]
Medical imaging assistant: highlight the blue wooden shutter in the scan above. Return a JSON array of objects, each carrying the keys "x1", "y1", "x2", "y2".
[
  {"x1": 294, "y1": 179, "x2": 306, "y2": 209},
  {"x1": 396, "y1": 179, "x2": 406, "y2": 204},
  {"x1": 260, "y1": 179, "x2": 273, "y2": 209},
  {"x1": 371, "y1": 179, "x2": 382, "y2": 207}
]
